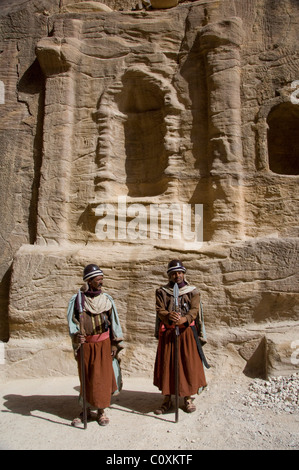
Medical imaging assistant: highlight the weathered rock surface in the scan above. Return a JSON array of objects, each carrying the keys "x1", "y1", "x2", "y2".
[{"x1": 0, "y1": 0, "x2": 298, "y2": 380}]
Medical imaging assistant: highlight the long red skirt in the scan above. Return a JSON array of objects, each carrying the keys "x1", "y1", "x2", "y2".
[
  {"x1": 154, "y1": 326, "x2": 207, "y2": 397},
  {"x1": 77, "y1": 337, "x2": 117, "y2": 409}
]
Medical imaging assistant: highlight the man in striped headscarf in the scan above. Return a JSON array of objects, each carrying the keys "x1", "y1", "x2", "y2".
[
  {"x1": 153, "y1": 260, "x2": 208, "y2": 415},
  {"x1": 67, "y1": 264, "x2": 124, "y2": 426}
]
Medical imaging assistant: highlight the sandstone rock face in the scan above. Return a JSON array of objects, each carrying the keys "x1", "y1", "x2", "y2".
[
  {"x1": 0, "y1": 0, "x2": 298, "y2": 380},
  {"x1": 150, "y1": 0, "x2": 179, "y2": 9}
]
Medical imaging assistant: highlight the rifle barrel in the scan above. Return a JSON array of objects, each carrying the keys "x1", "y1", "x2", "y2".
[
  {"x1": 79, "y1": 313, "x2": 87, "y2": 429},
  {"x1": 173, "y1": 283, "x2": 180, "y2": 423}
]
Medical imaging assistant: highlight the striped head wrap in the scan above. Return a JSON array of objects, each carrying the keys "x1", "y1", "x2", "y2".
[
  {"x1": 83, "y1": 264, "x2": 104, "y2": 282},
  {"x1": 167, "y1": 259, "x2": 186, "y2": 274}
]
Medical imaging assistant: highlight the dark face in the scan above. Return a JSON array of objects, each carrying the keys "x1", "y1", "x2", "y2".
[
  {"x1": 169, "y1": 271, "x2": 184, "y2": 284},
  {"x1": 88, "y1": 275, "x2": 104, "y2": 291}
]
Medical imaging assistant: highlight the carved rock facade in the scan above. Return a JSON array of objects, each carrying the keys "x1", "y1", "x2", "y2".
[{"x1": 0, "y1": 0, "x2": 298, "y2": 379}]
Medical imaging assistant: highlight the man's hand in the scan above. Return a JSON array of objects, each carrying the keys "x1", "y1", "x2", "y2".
[
  {"x1": 169, "y1": 311, "x2": 186, "y2": 325},
  {"x1": 75, "y1": 333, "x2": 86, "y2": 344}
]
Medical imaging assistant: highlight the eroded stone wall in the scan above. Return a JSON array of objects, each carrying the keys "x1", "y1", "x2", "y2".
[{"x1": 0, "y1": 0, "x2": 298, "y2": 379}]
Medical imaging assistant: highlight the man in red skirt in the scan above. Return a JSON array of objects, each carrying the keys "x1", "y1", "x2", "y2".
[
  {"x1": 154, "y1": 260, "x2": 208, "y2": 415},
  {"x1": 67, "y1": 264, "x2": 124, "y2": 426}
]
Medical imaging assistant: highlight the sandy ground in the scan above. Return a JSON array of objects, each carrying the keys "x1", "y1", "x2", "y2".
[{"x1": 0, "y1": 366, "x2": 298, "y2": 451}]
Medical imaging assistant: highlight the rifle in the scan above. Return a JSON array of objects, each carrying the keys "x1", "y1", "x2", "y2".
[
  {"x1": 184, "y1": 301, "x2": 210, "y2": 369},
  {"x1": 173, "y1": 283, "x2": 180, "y2": 423},
  {"x1": 190, "y1": 325, "x2": 210, "y2": 369},
  {"x1": 78, "y1": 290, "x2": 87, "y2": 430}
]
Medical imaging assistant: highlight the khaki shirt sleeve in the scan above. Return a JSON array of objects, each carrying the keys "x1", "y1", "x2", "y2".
[
  {"x1": 184, "y1": 289, "x2": 200, "y2": 325},
  {"x1": 156, "y1": 288, "x2": 172, "y2": 326}
]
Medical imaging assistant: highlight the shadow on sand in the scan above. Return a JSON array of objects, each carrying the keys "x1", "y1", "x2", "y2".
[{"x1": 1, "y1": 387, "x2": 175, "y2": 426}]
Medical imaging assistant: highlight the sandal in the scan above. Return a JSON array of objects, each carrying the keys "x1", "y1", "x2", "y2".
[
  {"x1": 71, "y1": 409, "x2": 91, "y2": 427},
  {"x1": 184, "y1": 396, "x2": 196, "y2": 413},
  {"x1": 154, "y1": 397, "x2": 172, "y2": 415},
  {"x1": 97, "y1": 410, "x2": 110, "y2": 426}
]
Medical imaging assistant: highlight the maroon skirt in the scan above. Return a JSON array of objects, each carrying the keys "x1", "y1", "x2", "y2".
[
  {"x1": 77, "y1": 336, "x2": 117, "y2": 409},
  {"x1": 154, "y1": 325, "x2": 207, "y2": 397}
]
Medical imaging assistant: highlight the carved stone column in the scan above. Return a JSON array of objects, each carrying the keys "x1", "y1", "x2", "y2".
[
  {"x1": 35, "y1": 23, "x2": 81, "y2": 244},
  {"x1": 200, "y1": 18, "x2": 245, "y2": 240}
]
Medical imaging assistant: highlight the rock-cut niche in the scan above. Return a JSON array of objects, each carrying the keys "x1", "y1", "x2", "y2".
[
  {"x1": 267, "y1": 102, "x2": 299, "y2": 175},
  {"x1": 95, "y1": 69, "x2": 170, "y2": 198}
]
